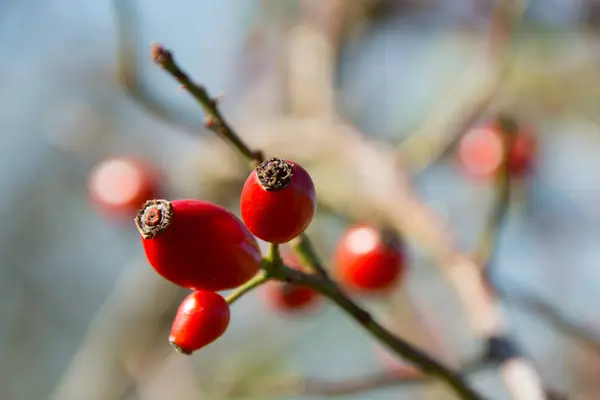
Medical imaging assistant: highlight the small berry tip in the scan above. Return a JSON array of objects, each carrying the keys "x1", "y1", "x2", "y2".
[
  {"x1": 169, "y1": 339, "x2": 193, "y2": 356},
  {"x1": 135, "y1": 199, "x2": 173, "y2": 239},
  {"x1": 255, "y1": 157, "x2": 294, "y2": 191}
]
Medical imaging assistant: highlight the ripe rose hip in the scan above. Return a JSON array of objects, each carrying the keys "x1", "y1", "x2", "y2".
[
  {"x1": 89, "y1": 156, "x2": 160, "y2": 217},
  {"x1": 457, "y1": 121, "x2": 536, "y2": 181},
  {"x1": 333, "y1": 225, "x2": 407, "y2": 294},
  {"x1": 135, "y1": 199, "x2": 262, "y2": 291},
  {"x1": 169, "y1": 291, "x2": 230, "y2": 355},
  {"x1": 261, "y1": 252, "x2": 320, "y2": 314},
  {"x1": 240, "y1": 157, "x2": 316, "y2": 244}
]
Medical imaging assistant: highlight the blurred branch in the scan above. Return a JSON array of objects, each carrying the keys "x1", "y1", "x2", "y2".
[
  {"x1": 471, "y1": 116, "x2": 568, "y2": 398},
  {"x1": 51, "y1": 257, "x2": 185, "y2": 400},
  {"x1": 244, "y1": 357, "x2": 494, "y2": 398},
  {"x1": 113, "y1": 0, "x2": 207, "y2": 133},
  {"x1": 397, "y1": 0, "x2": 530, "y2": 174},
  {"x1": 473, "y1": 115, "x2": 518, "y2": 268},
  {"x1": 497, "y1": 282, "x2": 600, "y2": 355}
]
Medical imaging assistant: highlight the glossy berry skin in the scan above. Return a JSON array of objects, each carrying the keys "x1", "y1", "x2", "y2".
[
  {"x1": 135, "y1": 199, "x2": 262, "y2": 291},
  {"x1": 333, "y1": 225, "x2": 407, "y2": 294},
  {"x1": 261, "y1": 252, "x2": 320, "y2": 314},
  {"x1": 457, "y1": 122, "x2": 536, "y2": 181},
  {"x1": 240, "y1": 158, "x2": 316, "y2": 244},
  {"x1": 169, "y1": 291, "x2": 230, "y2": 355},
  {"x1": 89, "y1": 157, "x2": 160, "y2": 217}
]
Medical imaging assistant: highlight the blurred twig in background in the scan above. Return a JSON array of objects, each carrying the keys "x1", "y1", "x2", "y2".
[
  {"x1": 113, "y1": 0, "x2": 207, "y2": 134},
  {"x1": 397, "y1": 0, "x2": 529, "y2": 174},
  {"x1": 243, "y1": 356, "x2": 493, "y2": 398},
  {"x1": 51, "y1": 257, "x2": 185, "y2": 400},
  {"x1": 498, "y1": 282, "x2": 600, "y2": 355}
]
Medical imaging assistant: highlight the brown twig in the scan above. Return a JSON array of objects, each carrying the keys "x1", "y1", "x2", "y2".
[
  {"x1": 151, "y1": 44, "x2": 264, "y2": 167},
  {"x1": 497, "y1": 282, "x2": 600, "y2": 355},
  {"x1": 471, "y1": 115, "x2": 568, "y2": 399},
  {"x1": 397, "y1": 0, "x2": 529, "y2": 174}
]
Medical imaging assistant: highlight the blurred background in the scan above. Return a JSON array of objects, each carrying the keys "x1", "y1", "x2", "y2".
[{"x1": 2, "y1": 0, "x2": 600, "y2": 399}]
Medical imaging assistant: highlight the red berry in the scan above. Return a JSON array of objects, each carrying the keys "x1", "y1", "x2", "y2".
[
  {"x1": 457, "y1": 121, "x2": 536, "y2": 181},
  {"x1": 261, "y1": 252, "x2": 320, "y2": 314},
  {"x1": 169, "y1": 291, "x2": 230, "y2": 355},
  {"x1": 135, "y1": 199, "x2": 262, "y2": 291},
  {"x1": 240, "y1": 157, "x2": 316, "y2": 244},
  {"x1": 333, "y1": 225, "x2": 407, "y2": 294},
  {"x1": 89, "y1": 156, "x2": 160, "y2": 217}
]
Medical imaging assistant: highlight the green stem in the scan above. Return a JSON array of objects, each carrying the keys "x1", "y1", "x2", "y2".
[
  {"x1": 226, "y1": 270, "x2": 270, "y2": 305},
  {"x1": 289, "y1": 233, "x2": 329, "y2": 277},
  {"x1": 267, "y1": 243, "x2": 282, "y2": 265}
]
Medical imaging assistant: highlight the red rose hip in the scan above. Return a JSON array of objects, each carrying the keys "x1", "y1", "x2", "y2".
[
  {"x1": 135, "y1": 199, "x2": 262, "y2": 291},
  {"x1": 169, "y1": 291, "x2": 231, "y2": 355},
  {"x1": 457, "y1": 120, "x2": 536, "y2": 181},
  {"x1": 89, "y1": 156, "x2": 160, "y2": 217},
  {"x1": 333, "y1": 225, "x2": 407, "y2": 294},
  {"x1": 240, "y1": 157, "x2": 316, "y2": 244}
]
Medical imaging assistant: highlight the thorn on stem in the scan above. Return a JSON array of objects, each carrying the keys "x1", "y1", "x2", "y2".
[{"x1": 204, "y1": 115, "x2": 217, "y2": 129}]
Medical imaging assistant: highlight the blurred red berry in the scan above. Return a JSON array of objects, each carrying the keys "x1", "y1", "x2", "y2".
[
  {"x1": 241, "y1": 157, "x2": 316, "y2": 244},
  {"x1": 169, "y1": 291, "x2": 230, "y2": 355},
  {"x1": 89, "y1": 156, "x2": 160, "y2": 217},
  {"x1": 457, "y1": 121, "x2": 536, "y2": 181},
  {"x1": 135, "y1": 199, "x2": 262, "y2": 291},
  {"x1": 333, "y1": 225, "x2": 407, "y2": 294},
  {"x1": 261, "y1": 252, "x2": 320, "y2": 314}
]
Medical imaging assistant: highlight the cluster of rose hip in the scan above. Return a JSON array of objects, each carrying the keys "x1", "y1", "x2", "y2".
[{"x1": 87, "y1": 117, "x2": 535, "y2": 359}]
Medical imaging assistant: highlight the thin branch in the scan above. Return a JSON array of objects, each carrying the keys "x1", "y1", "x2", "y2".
[
  {"x1": 473, "y1": 115, "x2": 518, "y2": 268},
  {"x1": 473, "y1": 117, "x2": 600, "y2": 358},
  {"x1": 497, "y1": 282, "x2": 600, "y2": 355},
  {"x1": 272, "y1": 266, "x2": 484, "y2": 399},
  {"x1": 152, "y1": 45, "x2": 484, "y2": 399},
  {"x1": 226, "y1": 270, "x2": 270, "y2": 305},
  {"x1": 471, "y1": 115, "x2": 567, "y2": 399},
  {"x1": 253, "y1": 357, "x2": 494, "y2": 397},
  {"x1": 151, "y1": 44, "x2": 263, "y2": 166},
  {"x1": 397, "y1": 0, "x2": 530, "y2": 174},
  {"x1": 289, "y1": 233, "x2": 329, "y2": 278},
  {"x1": 113, "y1": 0, "x2": 206, "y2": 133},
  {"x1": 50, "y1": 257, "x2": 184, "y2": 400}
]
